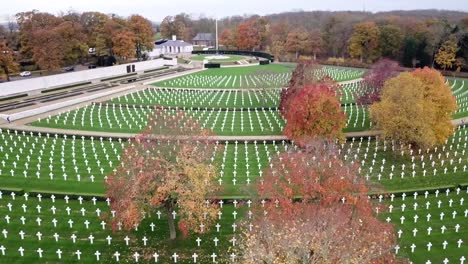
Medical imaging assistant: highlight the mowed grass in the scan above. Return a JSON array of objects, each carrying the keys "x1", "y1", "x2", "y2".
[
  {"x1": 0, "y1": 194, "x2": 247, "y2": 263},
  {"x1": 0, "y1": 132, "x2": 121, "y2": 195},
  {"x1": 29, "y1": 107, "x2": 285, "y2": 136},
  {"x1": 343, "y1": 125, "x2": 468, "y2": 192},
  {"x1": 381, "y1": 189, "x2": 467, "y2": 263},
  {"x1": 109, "y1": 88, "x2": 282, "y2": 109},
  {"x1": 153, "y1": 64, "x2": 294, "y2": 89}
]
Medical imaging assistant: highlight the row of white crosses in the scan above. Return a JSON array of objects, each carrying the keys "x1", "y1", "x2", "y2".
[
  {"x1": 343, "y1": 103, "x2": 371, "y2": 129},
  {"x1": 340, "y1": 125, "x2": 468, "y2": 182},
  {"x1": 37, "y1": 103, "x2": 285, "y2": 135},
  {"x1": 158, "y1": 72, "x2": 291, "y2": 88},
  {"x1": 339, "y1": 80, "x2": 367, "y2": 103},
  {"x1": 322, "y1": 66, "x2": 365, "y2": 82},
  {"x1": 383, "y1": 187, "x2": 467, "y2": 263},
  {"x1": 450, "y1": 79, "x2": 468, "y2": 116},
  {"x1": 215, "y1": 140, "x2": 291, "y2": 186},
  {"x1": 39, "y1": 103, "x2": 150, "y2": 131},
  {"x1": 0, "y1": 190, "x2": 255, "y2": 263},
  {"x1": 188, "y1": 108, "x2": 284, "y2": 134},
  {"x1": 114, "y1": 87, "x2": 281, "y2": 108},
  {"x1": 0, "y1": 129, "x2": 122, "y2": 182}
]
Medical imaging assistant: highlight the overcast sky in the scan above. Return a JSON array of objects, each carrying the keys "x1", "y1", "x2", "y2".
[{"x1": 1, "y1": 0, "x2": 467, "y2": 23}]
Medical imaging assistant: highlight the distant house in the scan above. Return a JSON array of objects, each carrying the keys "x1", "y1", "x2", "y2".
[
  {"x1": 147, "y1": 35, "x2": 193, "y2": 58},
  {"x1": 193, "y1": 33, "x2": 214, "y2": 47}
]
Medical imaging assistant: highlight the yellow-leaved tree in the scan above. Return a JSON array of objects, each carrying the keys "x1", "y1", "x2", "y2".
[{"x1": 370, "y1": 67, "x2": 457, "y2": 149}]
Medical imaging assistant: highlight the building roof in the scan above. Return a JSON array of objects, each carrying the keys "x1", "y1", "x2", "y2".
[
  {"x1": 155, "y1": 39, "x2": 193, "y2": 47},
  {"x1": 193, "y1": 33, "x2": 213, "y2": 41}
]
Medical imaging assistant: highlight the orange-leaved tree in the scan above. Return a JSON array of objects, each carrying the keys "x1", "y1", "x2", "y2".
[
  {"x1": 237, "y1": 142, "x2": 399, "y2": 263},
  {"x1": 106, "y1": 109, "x2": 219, "y2": 240},
  {"x1": 283, "y1": 84, "x2": 346, "y2": 146},
  {"x1": 370, "y1": 67, "x2": 457, "y2": 149}
]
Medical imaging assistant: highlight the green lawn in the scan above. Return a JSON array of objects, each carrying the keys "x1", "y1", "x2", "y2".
[
  {"x1": 109, "y1": 88, "x2": 281, "y2": 108},
  {"x1": 29, "y1": 107, "x2": 285, "y2": 136},
  {"x1": 153, "y1": 64, "x2": 294, "y2": 89},
  {"x1": 1, "y1": 63, "x2": 467, "y2": 263},
  {"x1": 0, "y1": 194, "x2": 245, "y2": 263},
  {"x1": 381, "y1": 190, "x2": 467, "y2": 263}
]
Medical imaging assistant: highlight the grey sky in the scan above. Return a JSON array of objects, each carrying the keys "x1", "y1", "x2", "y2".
[{"x1": 1, "y1": 0, "x2": 467, "y2": 23}]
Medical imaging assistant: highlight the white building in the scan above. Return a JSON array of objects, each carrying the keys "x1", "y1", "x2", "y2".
[{"x1": 147, "y1": 35, "x2": 193, "y2": 58}]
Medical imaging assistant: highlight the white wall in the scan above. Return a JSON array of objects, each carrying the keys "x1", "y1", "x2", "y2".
[
  {"x1": 0, "y1": 85, "x2": 135, "y2": 122},
  {"x1": 0, "y1": 58, "x2": 177, "y2": 98}
]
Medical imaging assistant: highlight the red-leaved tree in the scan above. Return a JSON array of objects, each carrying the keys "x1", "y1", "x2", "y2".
[
  {"x1": 237, "y1": 142, "x2": 400, "y2": 263},
  {"x1": 283, "y1": 84, "x2": 346, "y2": 146},
  {"x1": 105, "y1": 109, "x2": 220, "y2": 240},
  {"x1": 358, "y1": 59, "x2": 401, "y2": 105},
  {"x1": 279, "y1": 60, "x2": 325, "y2": 116}
]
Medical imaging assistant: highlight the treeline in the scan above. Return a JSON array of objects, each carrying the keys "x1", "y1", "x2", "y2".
[
  {"x1": 0, "y1": 10, "x2": 155, "y2": 75},
  {"x1": 162, "y1": 10, "x2": 468, "y2": 71}
]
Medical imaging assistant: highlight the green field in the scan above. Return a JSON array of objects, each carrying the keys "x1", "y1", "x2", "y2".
[
  {"x1": 153, "y1": 64, "x2": 294, "y2": 89},
  {"x1": 2, "y1": 65, "x2": 467, "y2": 263}
]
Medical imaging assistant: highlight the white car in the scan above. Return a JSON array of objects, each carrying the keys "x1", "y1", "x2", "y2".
[{"x1": 19, "y1": 71, "x2": 31, "y2": 77}]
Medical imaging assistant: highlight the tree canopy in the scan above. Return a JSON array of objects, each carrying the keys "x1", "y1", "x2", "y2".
[{"x1": 370, "y1": 68, "x2": 458, "y2": 149}]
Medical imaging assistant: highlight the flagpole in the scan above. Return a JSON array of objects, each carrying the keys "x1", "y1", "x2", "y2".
[{"x1": 215, "y1": 19, "x2": 219, "y2": 53}]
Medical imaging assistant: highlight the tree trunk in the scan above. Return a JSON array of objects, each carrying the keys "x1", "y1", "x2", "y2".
[
  {"x1": 2, "y1": 66, "x2": 10, "y2": 82},
  {"x1": 166, "y1": 205, "x2": 177, "y2": 240}
]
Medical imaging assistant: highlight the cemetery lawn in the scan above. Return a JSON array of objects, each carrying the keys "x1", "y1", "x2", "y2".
[
  {"x1": 108, "y1": 89, "x2": 281, "y2": 109},
  {"x1": 152, "y1": 64, "x2": 294, "y2": 89},
  {"x1": 381, "y1": 190, "x2": 468, "y2": 264},
  {"x1": 29, "y1": 108, "x2": 286, "y2": 136},
  {"x1": 0, "y1": 194, "x2": 245, "y2": 263}
]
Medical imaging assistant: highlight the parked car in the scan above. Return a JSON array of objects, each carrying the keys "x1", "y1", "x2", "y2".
[
  {"x1": 19, "y1": 71, "x2": 31, "y2": 77},
  {"x1": 64, "y1": 67, "x2": 74, "y2": 72},
  {"x1": 88, "y1": 64, "x2": 97, "y2": 69}
]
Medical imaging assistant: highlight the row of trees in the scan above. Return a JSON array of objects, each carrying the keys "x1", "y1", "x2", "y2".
[
  {"x1": 280, "y1": 59, "x2": 458, "y2": 150},
  {"x1": 160, "y1": 11, "x2": 467, "y2": 70},
  {"x1": 0, "y1": 10, "x2": 154, "y2": 77}
]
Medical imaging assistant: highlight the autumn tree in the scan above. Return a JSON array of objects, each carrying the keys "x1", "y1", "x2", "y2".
[
  {"x1": 0, "y1": 41, "x2": 19, "y2": 81},
  {"x1": 379, "y1": 24, "x2": 404, "y2": 59},
  {"x1": 322, "y1": 15, "x2": 354, "y2": 58},
  {"x1": 55, "y1": 21, "x2": 88, "y2": 65},
  {"x1": 309, "y1": 29, "x2": 324, "y2": 60},
  {"x1": 106, "y1": 110, "x2": 219, "y2": 240},
  {"x1": 283, "y1": 84, "x2": 346, "y2": 146},
  {"x1": 80, "y1": 12, "x2": 111, "y2": 56},
  {"x1": 237, "y1": 143, "x2": 398, "y2": 263},
  {"x1": 16, "y1": 11, "x2": 67, "y2": 70},
  {"x1": 348, "y1": 21, "x2": 381, "y2": 63},
  {"x1": 129, "y1": 15, "x2": 155, "y2": 60},
  {"x1": 435, "y1": 36, "x2": 460, "y2": 70},
  {"x1": 219, "y1": 28, "x2": 237, "y2": 49},
  {"x1": 112, "y1": 30, "x2": 137, "y2": 60},
  {"x1": 268, "y1": 21, "x2": 289, "y2": 61},
  {"x1": 285, "y1": 29, "x2": 309, "y2": 59},
  {"x1": 160, "y1": 15, "x2": 191, "y2": 41},
  {"x1": 255, "y1": 17, "x2": 269, "y2": 51},
  {"x1": 358, "y1": 59, "x2": 401, "y2": 104},
  {"x1": 236, "y1": 20, "x2": 260, "y2": 50},
  {"x1": 279, "y1": 60, "x2": 322, "y2": 116},
  {"x1": 370, "y1": 68, "x2": 458, "y2": 149}
]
